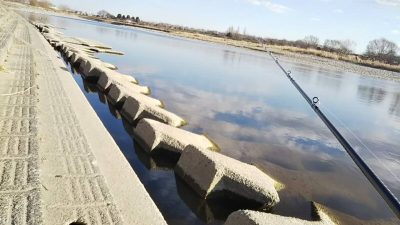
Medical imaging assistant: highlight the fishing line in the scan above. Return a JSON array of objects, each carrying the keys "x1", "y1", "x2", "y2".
[
  {"x1": 0, "y1": 84, "x2": 37, "y2": 96},
  {"x1": 267, "y1": 50, "x2": 400, "y2": 218},
  {"x1": 319, "y1": 101, "x2": 400, "y2": 183}
]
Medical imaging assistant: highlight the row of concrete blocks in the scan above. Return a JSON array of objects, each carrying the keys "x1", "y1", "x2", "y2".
[
  {"x1": 35, "y1": 24, "x2": 335, "y2": 224},
  {"x1": 35, "y1": 23, "x2": 188, "y2": 127}
]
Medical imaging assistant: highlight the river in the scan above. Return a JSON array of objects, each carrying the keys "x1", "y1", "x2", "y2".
[{"x1": 21, "y1": 10, "x2": 400, "y2": 225}]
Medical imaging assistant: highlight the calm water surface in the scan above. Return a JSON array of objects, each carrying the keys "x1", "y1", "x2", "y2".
[{"x1": 23, "y1": 11, "x2": 400, "y2": 225}]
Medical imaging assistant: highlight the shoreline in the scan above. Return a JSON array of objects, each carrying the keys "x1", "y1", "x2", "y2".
[
  {"x1": 78, "y1": 17, "x2": 400, "y2": 80},
  {"x1": 9, "y1": 2, "x2": 400, "y2": 82},
  {"x1": 0, "y1": 3, "x2": 167, "y2": 224}
]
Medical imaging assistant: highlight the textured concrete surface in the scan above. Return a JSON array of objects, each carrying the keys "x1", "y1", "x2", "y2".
[
  {"x1": 224, "y1": 203, "x2": 335, "y2": 225},
  {"x1": 176, "y1": 145, "x2": 280, "y2": 207},
  {"x1": 97, "y1": 71, "x2": 138, "y2": 92},
  {"x1": 121, "y1": 95, "x2": 187, "y2": 127},
  {"x1": 107, "y1": 84, "x2": 155, "y2": 106},
  {"x1": 134, "y1": 118, "x2": 218, "y2": 154},
  {"x1": 0, "y1": 5, "x2": 167, "y2": 225}
]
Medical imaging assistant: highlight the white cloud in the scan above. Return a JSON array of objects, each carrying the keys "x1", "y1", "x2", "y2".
[
  {"x1": 392, "y1": 29, "x2": 400, "y2": 34},
  {"x1": 246, "y1": 0, "x2": 290, "y2": 13},
  {"x1": 333, "y1": 9, "x2": 344, "y2": 13},
  {"x1": 310, "y1": 17, "x2": 321, "y2": 22},
  {"x1": 376, "y1": 0, "x2": 400, "y2": 7}
]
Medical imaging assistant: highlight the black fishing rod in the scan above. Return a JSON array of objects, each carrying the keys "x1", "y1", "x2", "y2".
[{"x1": 268, "y1": 51, "x2": 400, "y2": 219}]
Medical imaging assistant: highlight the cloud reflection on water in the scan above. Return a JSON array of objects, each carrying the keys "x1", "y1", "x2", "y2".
[{"x1": 141, "y1": 77, "x2": 399, "y2": 222}]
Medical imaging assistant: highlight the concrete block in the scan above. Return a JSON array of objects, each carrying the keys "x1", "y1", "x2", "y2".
[
  {"x1": 103, "y1": 62, "x2": 117, "y2": 70},
  {"x1": 121, "y1": 97, "x2": 186, "y2": 127},
  {"x1": 54, "y1": 42, "x2": 63, "y2": 51},
  {"x1": 61, "y1": 44, "x2": 69, "y2": 54},
  {"x1": 224, "y1": 203, "x2": 335, "y2": 225},
  {"x1": 70, "y1": 52, "x2": 79, "y2": 65},
  {"x1": 81, "y1": 58, "x2": 99, "y2": 76},
  {"x1": 97, "y1": 71, "x2": 138, "y2": 91},
  {"x1": 134, "y1": 142, "x2": 177, "y2": 171},
  {"x1": 108, "y1": 84, "x2": 162, "y2": 107},
  {"x1": 65, "y1": 50, "x2": 73, "y2": 60},
  {"x1": 87, "y1": 65, "x2": 107, "y2": 80},
  {"x1": 108, "y1": 81, "x2": 149, "y2": 99},
  {"x1": 176, "y1": 146, "x2": 279, "y2": 207},
  {"x1": 78, "y1": 57, "x2": 90, "y2": 74},
  {"x1": 134, "y1": 118, "x2": 218, "y2": 154}
]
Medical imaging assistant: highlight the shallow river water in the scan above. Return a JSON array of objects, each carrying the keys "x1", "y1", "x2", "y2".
[{"x1": 23, "y1": 11, "x2": 400, "y2": 225}]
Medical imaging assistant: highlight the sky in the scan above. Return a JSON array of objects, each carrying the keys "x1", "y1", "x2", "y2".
[{"x1": 51, "y1": 0, "x2": 400, "y2": 53}]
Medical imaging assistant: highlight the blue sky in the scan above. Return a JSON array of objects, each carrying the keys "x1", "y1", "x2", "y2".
[{"x1": 51, "y1": 0, "x2": 400, "y2": 53}]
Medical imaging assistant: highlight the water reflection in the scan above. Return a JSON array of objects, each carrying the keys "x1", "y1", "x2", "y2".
[
  {"x1": 357, "y1": 85, "x2": 387, "y2": 104},
  {"x1": 134, "y1": 142, "x2": 177, "y2": 171},
  {"x1": 175, "y1": 175, "x2": 262, "y2": 224},
  {"x1": 75, "y1": 75, "x2": 257, "y2": 224},
  {"x1": 389, "y1": 93, "x2": 400, "y2": 118},
  {"x1": 25, "y1": 11, "x2": 400, "y2": 224}
]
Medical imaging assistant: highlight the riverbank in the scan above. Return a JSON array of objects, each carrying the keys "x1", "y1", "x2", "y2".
[
  {"x1": 7, "y1": 2, "x2": 400, "y2": 82},
  {"x1": 78, "y1": 17, "x2": 400, "y2": 82},
  {"x1": 0, "y1": 3, "x2": 166, "y2": 225}
]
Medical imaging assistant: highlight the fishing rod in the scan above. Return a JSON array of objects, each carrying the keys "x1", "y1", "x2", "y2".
[{"x1": 268, "y1": 51, "x2": 400, "y2": 219}]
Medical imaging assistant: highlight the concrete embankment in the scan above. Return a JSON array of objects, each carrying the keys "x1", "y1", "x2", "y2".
[
  {"x1": 32, "y1": 15, "x2": 338, "y2": 225},
  {"x1": 0, "y1": 4, "x2": 166, "y2": 225}
]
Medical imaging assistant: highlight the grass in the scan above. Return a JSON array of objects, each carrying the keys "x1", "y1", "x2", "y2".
[{"x1": 172, "y1": 31, "x2": 400, "y2": 73}]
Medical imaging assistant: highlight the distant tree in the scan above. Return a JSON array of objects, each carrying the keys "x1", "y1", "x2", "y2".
[
  {"x1": 29, "y1": 0, "x2": 52, "y2": 9},
  {"x1": 58, "y1": 4, "x2": 71, "y2": 12},
  {"x1": 365, "y1": 38, "x2": 398, "y2": 63},
  {"x1": 135, "y1": 17, "x2": 140, "y2": 23},
  {"x1": 226, "y1": 26, "x2": 240, "y2": 39},
  {"x1": 6, "y1": 0, "x2": 26, "y2": 3},
  {"x1": 322, "y1": 39, "x2": 355, "y2": 54},
  {"x1": 117, "y1": 14, "x2": 122, "y2": 19},
  {"x1": 29, "y1": 0, "x2": 38, "y2": 6},
  {"x1": 339, "y1": 39, "x2": 356, "y2": 54},
  {"x1": 126, "y1": 15, "x2": 130, "y2": 19},
  {"x1": 97, "y1": 10, "x2": 113, "y2": 18},
  {"x1": 303, "y1": 35, "x2": 319, "y2": 48},
  {"x1": 122, "y1": 15, "x2": 126, "y2": 19},
  {"x1": 323, "y1": 39, "x2": 341, "y2": 51}
]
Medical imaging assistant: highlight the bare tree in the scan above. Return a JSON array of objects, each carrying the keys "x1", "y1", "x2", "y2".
[
  {"x1": 226, "y1": 26, "x2": 241, "y2": 39},
  {"x1": 339, "y1": 39, "x2": 356, "y2": 54},
  {"x1": 303, "y1": 35, "x2": 319, "y2": 48},
  {"x1": 323, "y1": 39, "x2": 356, "y2": 54},
  {"x1": 29, "y1": 0, "x2": 38, "y2": 6},
  {"x1": 365, "y1": 38, "x2": 398, "y2": 63},
  {"x1": 58, "y1": 4, "x2": 71, "y2": 12},
  {"x1": 323, "y1": 39, "x2": 341, "y2": 51},
  {"x1": 97, "y1": 10, "x2": 113, "y2": 18}
]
